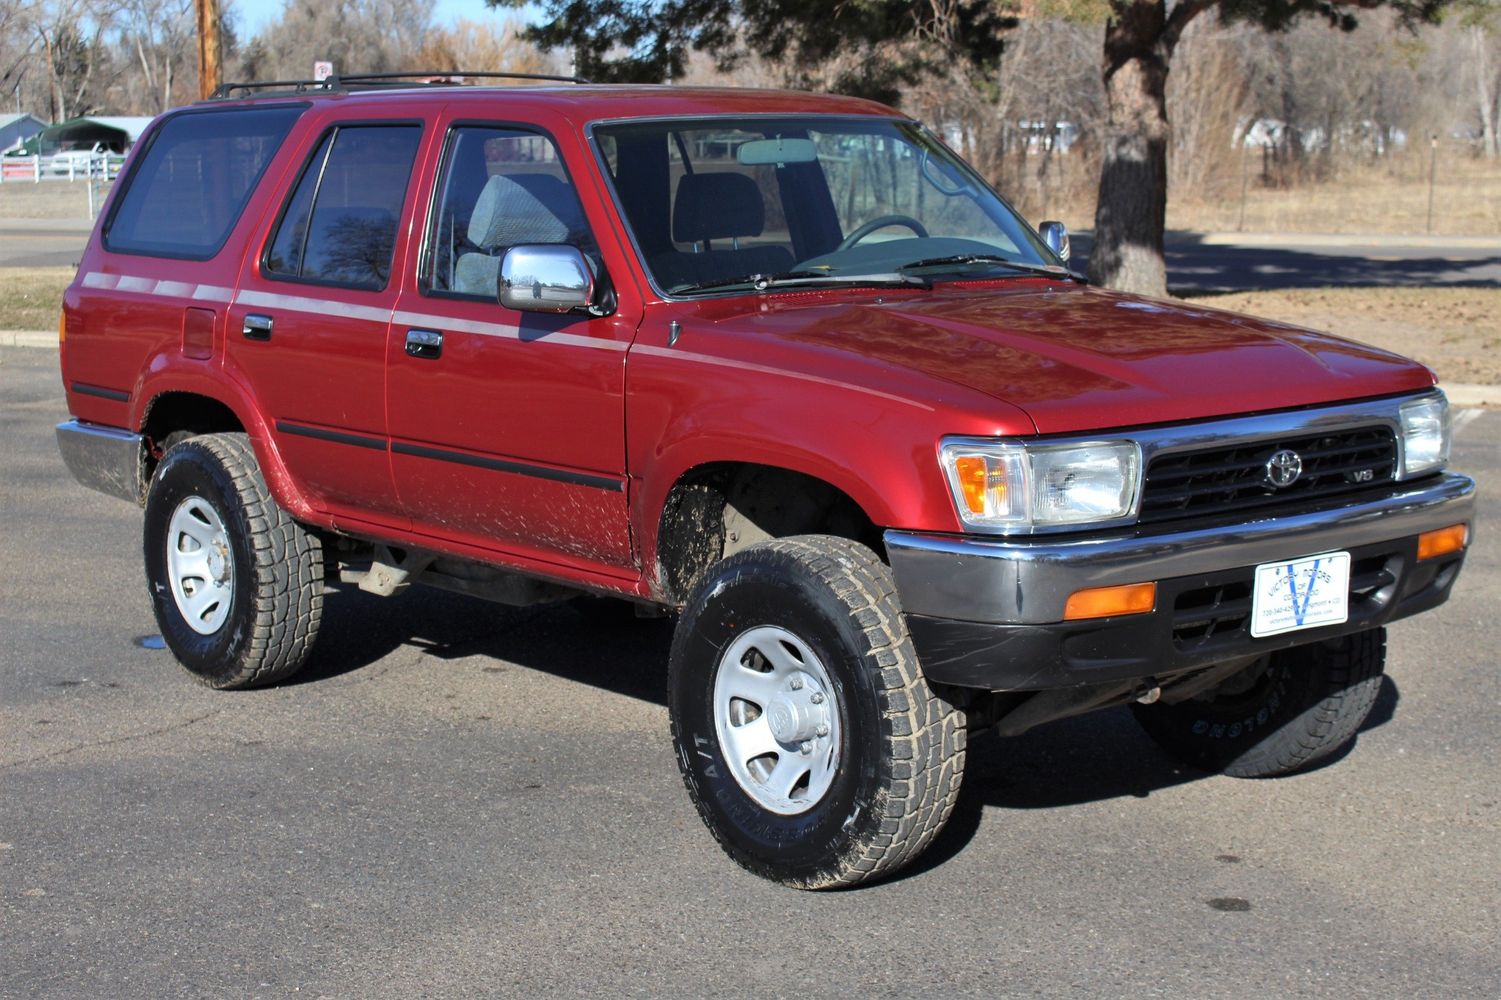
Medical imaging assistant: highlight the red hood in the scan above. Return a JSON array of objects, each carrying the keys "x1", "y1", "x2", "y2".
[{"x1": 698, "y1": 281, "x2": 1436, "y2": 435}]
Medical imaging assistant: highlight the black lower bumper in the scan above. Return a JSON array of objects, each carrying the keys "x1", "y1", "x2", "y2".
[{"x1": 905, "y1": 529, "x2": 1468, "y2": 692}]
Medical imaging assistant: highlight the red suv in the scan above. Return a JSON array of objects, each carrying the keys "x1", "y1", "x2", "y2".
[{"x1": 56, "y1": 74, "x2": 1475, "y2": 889}]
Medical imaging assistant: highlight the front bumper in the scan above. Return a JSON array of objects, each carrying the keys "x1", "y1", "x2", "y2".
[
  {"x1": 56, "y1": 420, "x2": 145, "y2": 504},
  {"x1": 886, "y1": 472, "x2": 1475, "y2": 691}
]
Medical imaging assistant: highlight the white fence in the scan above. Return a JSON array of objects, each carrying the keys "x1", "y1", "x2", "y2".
[{"x1": 0, "y1": 154, "x2": 126, "y2": 183}]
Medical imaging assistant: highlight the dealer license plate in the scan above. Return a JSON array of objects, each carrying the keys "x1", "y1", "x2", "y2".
[{"x1": 1250, "y1": 551, "x2": 1351, "y2": 638}]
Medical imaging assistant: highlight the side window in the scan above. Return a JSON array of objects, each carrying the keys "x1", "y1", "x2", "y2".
[
  {"x1": 425, "y1": 126, "x2": 595, "y2": 298},
  {"x1": 105, "y1": 105, "x2": 303, "y2": 259},
  {"x1": 265, "y1": 124, "x2": 422, "y2": 291}
]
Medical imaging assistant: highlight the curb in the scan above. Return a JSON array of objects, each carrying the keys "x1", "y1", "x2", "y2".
[
  {"x1": 1, "y1": 330, "x2": 57, "y2": 348},
  {"x1": 1443, "y1": 384, "x2": 1500, "y2": 409}
]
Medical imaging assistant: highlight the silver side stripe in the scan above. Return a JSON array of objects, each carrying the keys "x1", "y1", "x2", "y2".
[
  {"x1": 631, "y1": 343, "x2": 935, "y2": 412},
  {"x1": 391, "y1": 311, "x2": 628, "y2": 353},
  {"x1": 78, "y1": 272, "x2": 625, "y2": 352},
  {"x1": 236, "y1": 289, "x2": 394, "y2": 324},
  {"x1": 80, "y1": 271, "x2": 233, "y2": 303}
]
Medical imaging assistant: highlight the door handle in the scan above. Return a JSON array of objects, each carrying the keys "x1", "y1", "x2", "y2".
[
  {"x1": 405, "y1": 328, "x2": 443, "y2": 360},
  {"x1": 242, "y1": 313, "x2": 273, "y2": 341}
]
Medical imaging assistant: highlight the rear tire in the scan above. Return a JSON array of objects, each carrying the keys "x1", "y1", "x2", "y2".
[
  {"x1": 1131, "y1": 628, "x2": 1386, "y2": 777},
  {"x1": 668, "y1": 535, "x2": 965, "y2": 889},
  {"x1": 143, "y1": 433, "x2": 323, "y2": 689}
]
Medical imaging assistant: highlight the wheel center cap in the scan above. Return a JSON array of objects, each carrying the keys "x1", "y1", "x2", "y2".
[
  {"x1": 207, "y1": 542, "x2": 229, "y2": 584},
  {"x1": 767, "y1": 692, "x2": 819, "y2": 744}
]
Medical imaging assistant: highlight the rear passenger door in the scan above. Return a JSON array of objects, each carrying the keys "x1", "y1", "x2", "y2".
[
  {"x1": 229, "y1": 119, "x2": 426, "y2": 522},
  {"x1": 386, "y1": 119, "x2": 636, "y2": 572}
]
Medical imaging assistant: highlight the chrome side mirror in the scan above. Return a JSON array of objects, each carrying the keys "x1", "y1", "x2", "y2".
[
  {"x1": 498, "y1": 244, "x2": 595, "y2": 313},
  {"x1": 1039, "y1": 221, "x2": 1070, "y2": 264}
]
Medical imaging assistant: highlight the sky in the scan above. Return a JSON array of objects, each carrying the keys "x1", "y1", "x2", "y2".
[{"x1": 236, "y1": 0, "x2": 525, "y2": 39}]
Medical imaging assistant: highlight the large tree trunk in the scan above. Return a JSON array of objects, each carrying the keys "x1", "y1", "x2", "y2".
[
  {"x1": 1473, "y1": 26, "x2": 1498, "y2": 160},
  {"x1": 1088, "y1": 2, "x2": 1174, "y2": 296}
]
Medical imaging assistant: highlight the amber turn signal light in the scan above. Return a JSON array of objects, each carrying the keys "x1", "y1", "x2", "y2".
[
  {"x1": 1063, "y1": 582, "x2": 1157, "y2": 621},
  {"x1": 953, "y1": 454, "x2": 998, "y2": 515},
  {"x1": 1417, "y1": 523, "x2": 1468, "y2": 562}
]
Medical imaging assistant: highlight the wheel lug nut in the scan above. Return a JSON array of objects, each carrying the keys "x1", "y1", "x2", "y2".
[
  {"x1": 815, "y1": 723, "x2": 829, "y2": 737},
  {"x1": 810, "y1": 692, "x2": 824, "y2": 705},
  {"x1": 789, "y1": 678, "x2": 803, "y2": 690},
  {"x1": 800, "y1": 740, "x2": 813, "y2": 754}
]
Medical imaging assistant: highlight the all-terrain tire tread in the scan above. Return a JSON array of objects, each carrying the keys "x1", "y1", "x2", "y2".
[
  {"x1": 676, "y1": 534, "x2": 965, "y2": 889},
  {"x1": 158, "y1": 433, "x2": 322, "y2": 689}
]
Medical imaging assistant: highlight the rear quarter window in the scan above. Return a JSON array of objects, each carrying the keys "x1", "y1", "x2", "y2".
[{"x1": 104, "y1": 105, "x2": 304, "y2": 260}]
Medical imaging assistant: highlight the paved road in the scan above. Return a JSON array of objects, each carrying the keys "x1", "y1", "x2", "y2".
[
  {"x1": 2, "y1": 347, "x2": 1498, "y2": 998},
  {"x1": 0, "y1": 220, "x2": 94, "y2": 269}
]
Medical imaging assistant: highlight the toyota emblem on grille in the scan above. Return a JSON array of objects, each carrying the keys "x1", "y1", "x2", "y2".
[{"x1": 1265, "y1": 449, "x2": 1303, "y2": 488}]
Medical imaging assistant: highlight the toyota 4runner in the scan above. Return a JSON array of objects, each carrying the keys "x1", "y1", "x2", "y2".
[{"x1": 56, "y1": 73, "x2": 1475, "y2": 888}]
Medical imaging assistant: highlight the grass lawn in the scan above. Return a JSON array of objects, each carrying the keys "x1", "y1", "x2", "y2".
[{"x1": 0, "y1": 266, "x2": 72, "y2": 332}]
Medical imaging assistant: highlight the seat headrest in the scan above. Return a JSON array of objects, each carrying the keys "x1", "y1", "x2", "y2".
[
  {"x1": 672, "y1": 173, "x2": 765, "y2": 244},
  {"x1": 468, "y1": 174, "x2": 572, "y2": 249}
]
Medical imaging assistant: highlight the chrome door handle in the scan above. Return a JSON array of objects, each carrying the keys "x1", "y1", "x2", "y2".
[
  {"x1": 242, "y1": 313, "x2": 273, "y2": 341},
  {"x1": 404, "y1": 328, "x2": 443, "y2": 360}
]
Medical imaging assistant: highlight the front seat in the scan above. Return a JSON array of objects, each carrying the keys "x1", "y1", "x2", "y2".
[
  {"x1": 651, "y1": 172, "x2": 794, "y2": 290},
  {"x1": 454, "y1": 174, "x2": 574, "y2": 297}
]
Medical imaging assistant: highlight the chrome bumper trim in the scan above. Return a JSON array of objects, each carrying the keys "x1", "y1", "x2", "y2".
[
  {"x1": 56, "y1": 420, "x2": 144, "y2": 504},
  {"x1": 885, "y1": 472, "x2": 1475, "y2": 624}
]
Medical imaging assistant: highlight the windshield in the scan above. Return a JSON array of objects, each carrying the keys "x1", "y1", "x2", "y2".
[{"x1": 593, "y1": 116, "x2": 1058, "y2": 295}]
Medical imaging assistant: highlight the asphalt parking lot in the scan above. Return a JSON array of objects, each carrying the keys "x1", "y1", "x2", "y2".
[{"x1": 2, "y1": 346, "x2": 1498, "y2": 999}]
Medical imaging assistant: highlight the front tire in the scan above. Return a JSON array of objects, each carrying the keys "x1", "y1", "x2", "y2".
[
  {"x1": 1131, "y1": 628, "x2": 1386, "y2": 777},
  {"x1": 668, "y1": 535, "x2": 965, "y2": 889},
  {"x1": 143, "y1": 433, "x2": 323, "y2": 688}
]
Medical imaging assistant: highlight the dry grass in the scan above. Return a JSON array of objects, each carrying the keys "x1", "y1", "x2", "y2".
[
  {"x1": 1169, "y1": 154, "x2": 1501, "y2": 237},
  {"x1": 1185, "y1": 287, "x2": 1501, "y2": 385},
  {"x1": 0, "y1": 180, "x2": 113, "y2": 221},
  {"x1": 0, "y1": 266, "x2": 73, "y2": 331}
]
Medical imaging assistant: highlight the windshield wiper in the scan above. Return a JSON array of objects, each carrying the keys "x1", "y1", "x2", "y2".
[
  {"x1": 669, "y1": 269, "x2": 930, "y2": 296},
  {"x1": 897, "y1": 254, "x2": 1084, "y2": 282}
]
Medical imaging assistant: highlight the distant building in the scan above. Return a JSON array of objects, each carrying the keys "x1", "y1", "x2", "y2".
[
  {"x1": 0, "y1": 113, "x2": 48, "y2": 154},
  {"x1": 38, "y1": 116, "x2": 154, "y2": 155}
]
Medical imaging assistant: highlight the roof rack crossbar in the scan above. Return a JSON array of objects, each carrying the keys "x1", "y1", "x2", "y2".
[{"x1": 210, "y1": 70, "x2": 590, "y2": 100}]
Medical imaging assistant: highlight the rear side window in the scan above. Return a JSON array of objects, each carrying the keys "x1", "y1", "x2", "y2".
[
  {"x1": 265, "y1": 124, "x2": 423, "y2": 291},
  {"x1": 104, "y1": 106, "x2": 303, "y2": 260}
]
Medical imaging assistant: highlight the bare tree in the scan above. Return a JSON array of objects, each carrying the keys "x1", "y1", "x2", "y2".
[
  {"x1": 31, "y1": 0, "x2": 120, "y2": 120},
  {"x1": 1464, "y1": 16, "x2": 1501, "y2": 156},
  {"x1": 416, "y1": 17, "x2": 560, "y2": 76},
  {"x1": 115, "y1": 0, "x2": 194, "y2": 112},
  {"x1": 242, "y1": 0, "x2": 434, "y2": 82}
]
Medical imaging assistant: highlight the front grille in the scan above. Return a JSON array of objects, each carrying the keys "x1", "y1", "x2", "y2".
[{"x1": 1140, "y1": 426, "x2": 1397, "y2": 525}]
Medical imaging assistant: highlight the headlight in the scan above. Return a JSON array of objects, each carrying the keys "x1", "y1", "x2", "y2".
[
  {"x1": 1398, "y1": 394, "x2": 1450, "y2": 479},
  {"x1": 940, "y1": 438, "x2": 1141, "y2": 532}
]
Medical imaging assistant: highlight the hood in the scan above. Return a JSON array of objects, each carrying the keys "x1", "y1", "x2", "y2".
[{"x1": 702, "y1": 282, "x2": 1436, "y2": 435}]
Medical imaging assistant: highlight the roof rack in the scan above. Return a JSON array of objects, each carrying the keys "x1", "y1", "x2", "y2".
[{"x1": 210, "y1": 70, "x2": 591, "y2": 100}]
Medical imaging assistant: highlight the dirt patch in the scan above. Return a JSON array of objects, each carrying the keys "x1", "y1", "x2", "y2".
[
  {"x1": 0, "y1": 266, "x2": 73, "y2": 331},
  {"x1": 1184, "y1": 287, "x2": 1501, "y2": 386}
]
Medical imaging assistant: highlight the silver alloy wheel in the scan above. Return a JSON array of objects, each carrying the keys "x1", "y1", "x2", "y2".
[
  {"x1": 712, "y1": 625, "x2": 841, "y2": 816},
  {"x1": 166, "y1": 496, "x2": 235, "y2": 636}
]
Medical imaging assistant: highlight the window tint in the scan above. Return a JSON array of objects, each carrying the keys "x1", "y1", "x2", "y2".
[
  {"x1": 265, "y1": 124, "x2": 422, "y2": 291},
  {"x1": 105, "y1": 106, "x2": 302, "y2": 259},
  {"x1": 425, "y1": 127, "x2": 594, "y2": 298}
]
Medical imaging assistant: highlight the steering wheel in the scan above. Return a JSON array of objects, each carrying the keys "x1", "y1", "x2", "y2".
[{"x1": 835, "y1": 214, "x2": 929, "y2": 252}]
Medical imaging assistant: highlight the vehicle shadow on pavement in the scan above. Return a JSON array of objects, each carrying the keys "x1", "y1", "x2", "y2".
[
  {"x1": 288, "y1": 584, "x2": 675, "y2": 705},
  {"x1": 290, "y1": 583, "x2": 1403, "y2": 883},
  {"x1": 893, "y1": 673, "x2": 1401, "y2": 884},
  {"x1": 1070, "y1": 232, "x2": 1501, "y2": 293}
]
